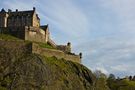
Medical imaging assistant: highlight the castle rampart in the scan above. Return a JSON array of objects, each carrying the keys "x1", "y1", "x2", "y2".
[{"x1": 32, "y1": 43, "x2": 81, "y2": 63}]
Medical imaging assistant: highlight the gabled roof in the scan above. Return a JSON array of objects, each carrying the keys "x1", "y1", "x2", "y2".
[
  {"x1": 40, "y1": 25, "x2": 48, "y2": 30},
  {"x1": 0, "y1": 8, "x2": 6, "y2": 13}
]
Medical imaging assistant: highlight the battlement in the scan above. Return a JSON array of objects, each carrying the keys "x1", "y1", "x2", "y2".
[
  {"x1": 32, "y1": 43, "x2": 81, "y2": 63},
  {"x1": 0, "y1": 7, "x2": 81, "y2": 63}
]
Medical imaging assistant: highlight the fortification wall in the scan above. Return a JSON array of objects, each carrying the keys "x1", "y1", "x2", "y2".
[
  {"x1": 0, "y1": 27, "x2": 25, "y2": 39},
  {"x1": 0, "y1": 40, "x2": 32, "y2": 54},
  {"x1": 25, "y1": 26, "x2": 47, "y2": 43},
  {"x1": 32, "y1": 43, "x2": 81, "y2": 63},
  {"x1": 0, "y1": 40, "x2": 81, "y2": 63}
]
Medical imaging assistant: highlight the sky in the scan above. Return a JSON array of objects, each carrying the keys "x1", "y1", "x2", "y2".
[{"x1": 1, "y1": 0, "x2": 135, "y2": 77}]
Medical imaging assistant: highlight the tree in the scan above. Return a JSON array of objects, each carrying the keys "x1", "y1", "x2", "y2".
[
  {"x1": 129, "y1": 76, "x2": 132, "y2": 81},
  {"x1": 108, "y1": 74, "x2": 116, "y2": 80},
  {"x1": 107, "y1": 74, "x2": 116, "y2": 90},
  {"x1": 133, "y1": 76, "x2": 135, "y2": 81},
  {"x1": 94, "y1": 70, "x2": 107, "y2": 79},
  {"x1": 94, "y1": 70, "x2": 110, "y2": 90}
]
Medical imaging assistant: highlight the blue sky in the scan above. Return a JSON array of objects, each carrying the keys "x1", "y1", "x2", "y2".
[{"x1": 1, "y1": 0, "x2": 135, "y2": 77}]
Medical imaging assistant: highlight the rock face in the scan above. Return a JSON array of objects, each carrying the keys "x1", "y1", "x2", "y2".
[{"x1": 0, "y1": 40, "x2": 95, "y2": 90}]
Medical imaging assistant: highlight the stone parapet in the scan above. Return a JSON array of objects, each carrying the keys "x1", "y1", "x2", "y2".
[{"x1": 32, "y1": 43, "x2": 81, "y2": 63}]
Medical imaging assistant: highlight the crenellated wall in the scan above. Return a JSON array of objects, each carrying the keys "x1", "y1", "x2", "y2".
[
  {"x1": 0, "y1": 39, "x2": 81, "y2": 63},
  {"x1": 32, "y1": 43, "x2": 81, "y2": 63}
]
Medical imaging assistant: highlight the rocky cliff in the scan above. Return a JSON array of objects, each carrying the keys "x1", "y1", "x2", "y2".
[{"x1": 0, "y1": 35, "x2": 96, "y2": 90}]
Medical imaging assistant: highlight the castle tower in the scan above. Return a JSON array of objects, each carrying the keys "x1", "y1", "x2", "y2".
[
  {"x1": 45, "y1": 25, "x2": 50, "y2": 43},
  {"x1": 79, "y1": 52, "x2": 82, "y2": 59},
  {"x1": 32, "y1": 7, "x2": 40, "y2": 27},
  {"x1": 67, "y1": 42, "x2": 71, "y2": 53},
  {"x1": 0, "y1": 8, "x2": 8, "y2": 27}
]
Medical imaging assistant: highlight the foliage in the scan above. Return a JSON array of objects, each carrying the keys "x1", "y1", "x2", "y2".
[
  {"x1": 94, "y1": 70, "x2": 110, "y2": 90},
  {"x1": 0, "y1": 34, "x2": 20, "y2": 41},
  {"x1": 94, "y1": 70, "x2": 107, "y2": 79},
  {"x1": 34, "y1": 41, "x2": 55, "y2": 49},
  {"x1": 0, "y1": 39, "x2": 95, "y2": 90},
  {"x1": 108, "y1": 74, "x2": 116, "y2": 80},
  {"x1": 107, "y1": 77, "x2": 135, "y2": 90}
]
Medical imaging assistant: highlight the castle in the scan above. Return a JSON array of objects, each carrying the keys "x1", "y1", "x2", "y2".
[{"x1": 0, "y1": 7, "x2": 81, "y2": 63}]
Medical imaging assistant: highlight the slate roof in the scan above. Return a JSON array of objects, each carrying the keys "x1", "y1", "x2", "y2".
[{"x1": 40, "y1": 25, "x2": 48, "y2": 30}]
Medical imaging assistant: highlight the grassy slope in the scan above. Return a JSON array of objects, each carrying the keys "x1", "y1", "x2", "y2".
[
  {"x1": 33, "y1": 41, "x2": 55, "y2": 49},
  {"x1": 109, "y1": 79, "x2": 135, "y2": 90},
  {"x1": 0, "y1": 34, "x2": 55, "y2": 49},
  {"x1": 0, "y1": 34, "x2": 20, "y2": 41}
]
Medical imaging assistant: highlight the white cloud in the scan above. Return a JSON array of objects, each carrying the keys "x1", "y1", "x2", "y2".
[
  {"x1": 76, "y1": 35, "x2": 135, "y2": 76},
  {"x1": 1, "y1": 0, "x2": 135, "y2": 77},
  {"x1": 94, "y1": 66, "x2": 109, "y2": 75},
  {"x1": 37, "y1": 0, "x2": 90, "y2": 39}
]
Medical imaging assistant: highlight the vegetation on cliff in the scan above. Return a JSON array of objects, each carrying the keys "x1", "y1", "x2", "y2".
[
  {"x1": 107, "y1": 74, "x2": 135, "y2": 90},
  {"x1": 2, "y1": 34, "x2": 135, "y2": 90},
  {"x1": 0, "y1": 34, "x2": 20, "y2": 41},
  {"x1": 0, "y1": 35, "x2": 96, "y2": 90}
]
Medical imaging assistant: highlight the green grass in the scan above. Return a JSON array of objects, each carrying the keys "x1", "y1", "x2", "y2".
[
  {"x1": 108, "y1": 79, "x2": 135, "y2": 90},
  {"x1": 34, "y1": 42, "x2": 56, "y2": 49},
  {"x1": 0, "y1": 34, "x2": 20, "y2": 41}
]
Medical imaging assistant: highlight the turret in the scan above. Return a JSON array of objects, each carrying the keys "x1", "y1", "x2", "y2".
[
  {"x1": 33, "y1": 7, "x2": 36, "y2": 11},
  {"x1": 67, "y1": 42, "x2": 71, "y2": 53},
  {"x1": 8, "y1": 9, "x2": 12, "y2": 13},
  {"x1": 0, "y1": 8, "x2": 8, "y2": 27},
  {"x1": 67, "y1": 42, "x2": 71, "y2": 48},
  {"x1": 16, "y1": 9, "x2": 18, "y2": 12},
  {"x1": 79, "y1": 52, "x2": 82, "y2": 59}
]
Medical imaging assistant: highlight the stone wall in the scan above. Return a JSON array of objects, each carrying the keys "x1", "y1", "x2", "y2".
[
  {"x1": 0, "y1": 40, "x2": 81, "y2": 63},
  {"x1": 0, "y1": 26, "x2": 49, "y2": 43},
  {"x1": 0, "y1": 12, "x2": 8, "y2": 27},
  {"x1": 32, "y1": 12, "x2": 40, "y2": 27},
  {"x1": 7, "y1": 15, "x2": 33, "y2": 27},
  {"x1": 0, "y1": 27, "x2": 25, "y2": 39},
  {"x1": 32, "y1": 43, "x2": 81, "y2": 63},
  {"x1": 0, "y1": 8, "x2": 40, "y2": 28},
  {"x1": 25, "y1": 26, "x2": 48, "y2": 43}
]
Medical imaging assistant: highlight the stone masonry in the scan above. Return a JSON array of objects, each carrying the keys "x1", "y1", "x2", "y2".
[{"x1": 0, "y1": 7, "x2": 81, "y2": 63}]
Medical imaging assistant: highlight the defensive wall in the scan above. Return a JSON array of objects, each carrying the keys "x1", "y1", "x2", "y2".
[
  {"x1": 0, "y1": 40, "x2": 81, "y2": 63},
  {"x1": 0, "y1": 26, "x2": 49, "y2": 43},
  {"x1": 32, "y1": 43, "x2": 81, "y2": 63},
  {"x1": 24, "y1": 26, "x2": 48, "y2": 43},
  {"x1": 0, "y1": 27, "x2": 25, "y2": 39}
]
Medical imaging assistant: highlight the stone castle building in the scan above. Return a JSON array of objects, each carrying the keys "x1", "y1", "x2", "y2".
[
  {"x1": 0, "y1": 7, "x2": 49, "y2": 43},
  {"x1": 0, "y1": 7, "x2": 81, "y2": 63}
]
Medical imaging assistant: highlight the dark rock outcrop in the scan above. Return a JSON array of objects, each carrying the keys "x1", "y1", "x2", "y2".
[{"x1": 0, "y1": 40, "x2": 95, "y2": 90}]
